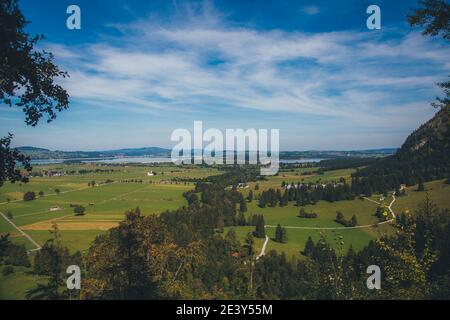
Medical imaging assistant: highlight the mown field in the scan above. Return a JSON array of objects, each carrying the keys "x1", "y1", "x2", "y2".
[{"x1": 0, "y1": 163, "x2": 220, "y2": 253}]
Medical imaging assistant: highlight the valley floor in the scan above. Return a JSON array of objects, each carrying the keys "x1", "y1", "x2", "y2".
[{"x1": 0, "y1": 163, "x2": 449, "y2": 299}]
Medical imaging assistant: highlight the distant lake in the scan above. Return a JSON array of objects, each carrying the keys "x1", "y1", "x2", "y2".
[
  {"x1": 30, "y1": 156, "x2": 323, "y2": 165},
  {"x1": 280, "y1": 158, "x2": 323, "y2": 163}
]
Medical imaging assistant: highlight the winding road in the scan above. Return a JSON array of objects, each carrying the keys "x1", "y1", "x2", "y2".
[
  {"x1": 256, "y1": 235, "x2": 269, "y2": 260},
  {"x1": 256, "y1": 192, "x2": 397, "y2": 258},
  {"x1": 0, "y1": 211, "x2": 41, "y2": 253}
]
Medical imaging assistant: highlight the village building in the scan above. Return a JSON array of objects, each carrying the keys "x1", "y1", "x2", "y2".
[{"x1": 48, "y1": 206, "x2": 63, "y2": 212}]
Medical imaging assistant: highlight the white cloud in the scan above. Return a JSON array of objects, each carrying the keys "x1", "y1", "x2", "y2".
[{"x1": 46, "y1": 8, "x2": 450, "y2": 145}]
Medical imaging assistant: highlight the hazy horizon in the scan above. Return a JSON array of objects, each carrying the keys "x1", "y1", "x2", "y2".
[{"x1": 16, "y1": 144, "x2": 398, "y2": 153}]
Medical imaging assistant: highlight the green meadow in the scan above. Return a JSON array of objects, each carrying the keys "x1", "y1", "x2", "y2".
[
  {"x1": 0, "y1": 163, "x2": 220, "y2": 252},
  {"x1": 231, "y1": 177, "x2": 450, "y2": 259},
  {"x1": 230, "y1": 190, "x2": 384, "y2": 258},
  {"x1": 392, "y1": 179, "x2": 450, "y2": 214},
  {"x1": 0, "y1": 163, "x2": 449, "y2": 262},
  {"x1": 243, "y1": 168, "x2": 355, "y2": 195}
]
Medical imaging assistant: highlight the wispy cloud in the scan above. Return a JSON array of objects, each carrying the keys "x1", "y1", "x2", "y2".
[
  {"x1": 302, "y1": 5, "x2": 320, "y2": 15},
  {"x1": 34, "y1": 3, "x2": 450, "y2": 149}
]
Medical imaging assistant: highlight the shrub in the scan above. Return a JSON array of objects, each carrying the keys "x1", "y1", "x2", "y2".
[
  {"x1": 4, "y1": 244, "x2": 30, "y2": 267},
  {"x1": 335, "y1": 211, "x2": 358, "y2": 227},
  {"x1": 23, "y1": 191, "x2": 36, "y2": 201},
  {"x1": 74, "y1": 205, "x2": 86, "y2": 216},
  {"x1": 298, "y1": 208, "x2": 318, "y2": 218},
  {"x1": 2, "y1": 266, "x2": 14, "y2": 276}
]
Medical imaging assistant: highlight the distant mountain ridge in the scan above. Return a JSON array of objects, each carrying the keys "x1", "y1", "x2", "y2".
[
  {"x1": 16, "y1": 146, "x2": 396, "y2": 160},
  {"x1": 16, "y1": 146, "x2": 172, "y2": 160}
]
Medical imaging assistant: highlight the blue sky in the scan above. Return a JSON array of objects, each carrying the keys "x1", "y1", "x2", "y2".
[{"x1": 1, "y1": 0, "x2": 449, "y2": 151}]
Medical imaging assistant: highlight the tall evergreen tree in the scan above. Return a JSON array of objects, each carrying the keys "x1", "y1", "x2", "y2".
[
  {"x1": 418, "y1": 178, "x2": 425, "y2": 191},
  {"x1": 239, "y1": 198, "x2": 247, "y2": 212},
  {"x1": 281, "y1": 227, "x2": 288, "y2": 243},
  {"x1": 254, "y1": 215, "x2": 266, "y2": 238},
  {"x1": 247, "y1": 190, "x2": 253, "y2": 202},
  {"x1": 275, "y1": 224, "x2": 283, "y2": 242},
  {"x1": 303, "y1": 236, "x2": 315, "y2": 257},
  {"x1": 350, "y1": 215, "x2": 358, "y2": 227}
]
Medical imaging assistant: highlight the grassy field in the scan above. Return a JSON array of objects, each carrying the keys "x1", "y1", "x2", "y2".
[
  {"x1": 246, "y1": 197, "x2": 380, "y2": 227},
  {"x1": 392, "y1": 179, "x2": 450, "y2": 214},
  {"x1": 226, "y1": 225, "x2": 375, "y2": 259},
  {"x1": 0, "y1": 266, "x2": 47, "y2": 300},
  {"x1": 233, "y1": 195, "x2": 384, "y2": 258},
  {"x1": 0, "y1": 163, "x2": 220, "y2": 252},
  {"x1": 242, "y1": 168, "x2": 355, "y2": 196},
  {"x1": 232, "y1": 176, "x2": 450, "y2": 259}
]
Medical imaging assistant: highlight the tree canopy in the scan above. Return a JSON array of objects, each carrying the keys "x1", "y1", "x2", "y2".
[{"x1": 0, "y1": 0, "x2": 70, "y2": 186}]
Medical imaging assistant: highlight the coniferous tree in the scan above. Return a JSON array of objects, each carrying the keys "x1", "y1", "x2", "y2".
[
  {"x1": 258, "y1": 195, "x2": 266, "y2": 208},
  {"x1": 216, "y1": 215, "x2": 225, "y2": 233},
  {"x1": 280, "y1": 191, "x2": 289, "y2": 207},
  {"x1": 239, "y1": 198, "x2": 247, "y2": 213},
  {"x1": 247, "y1": 190, "x2": 253, "y2": 202},
  {"x1": 275, "y1": 224, "x2": 283, "y2": 242},
  {"x1": 298, "y1": 207, "x2": 306, "y2": 218},
  {"x1": 418, "y1": 179, "x2": 425, "y2": 191},
  {"x1": 281, "y1": 227, "x2": 288, "y2": 243},
  {"x1": 236, "y1": 212, "x2": 246, "y2": 226},
  {"x1": 28, "y1": 224, "x2": 71, "y2": 299},
  {"x1": 254, "y1": 215, "x2": 266, "y2": 238},
  {"x1": 303, "y1": 236, "x2": 315, "y2": 257},
  {"x1": 350, "y1": 215, "x2": 358, "y2": 227}
]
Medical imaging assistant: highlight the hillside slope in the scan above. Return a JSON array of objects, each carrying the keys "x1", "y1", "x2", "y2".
[
  {"x1": 352, "y1": 108, "x2": 450, "y2": 193},
  {"x1": 395, "y1": 108, "x2": 450, "y2": 166}
]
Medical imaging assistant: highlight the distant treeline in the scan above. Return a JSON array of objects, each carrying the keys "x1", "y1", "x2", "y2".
[
  {"x1": 280, "y1": 148, "x2": 396, "y2": 160},
  {"x1": 318, "y1": 157, "x2": 377, "y2": 171},
  {"x1": 258, "y1": 181, "x2": 354, "y2": 208}
]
